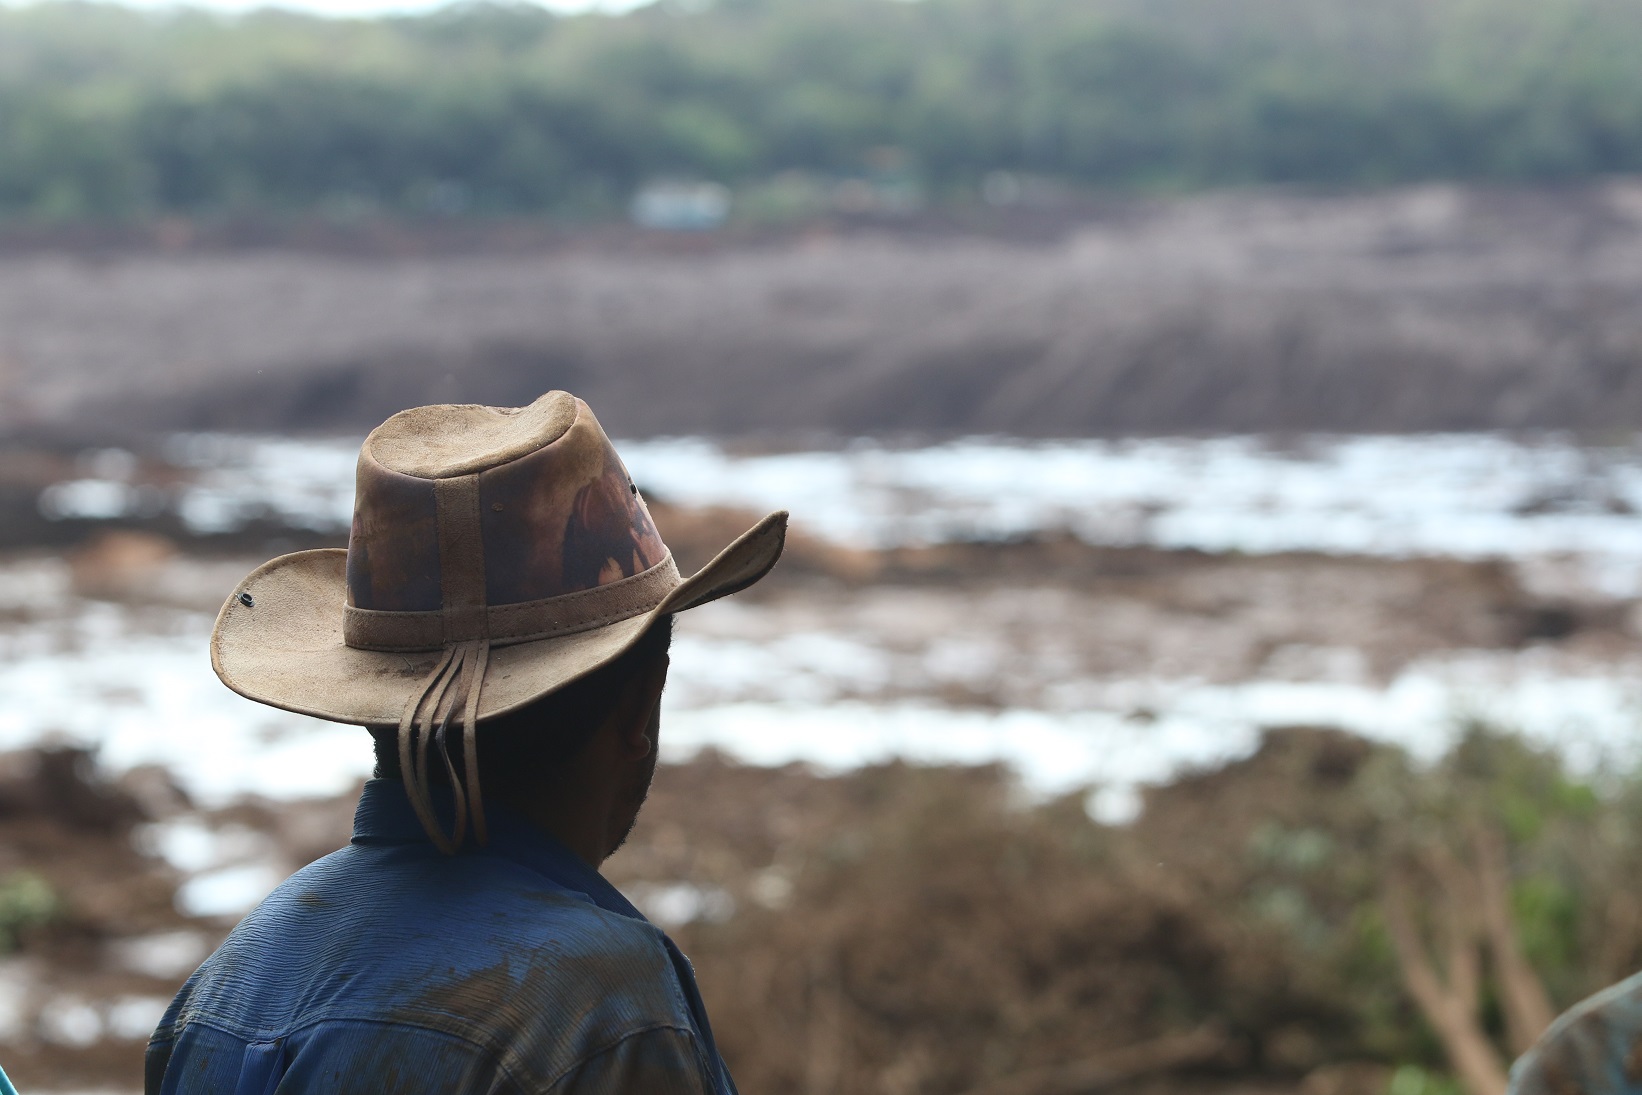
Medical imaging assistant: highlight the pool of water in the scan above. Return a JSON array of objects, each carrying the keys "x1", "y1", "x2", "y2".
[
  {"x1": 2, "y1": 560, "x2": 1637, "y2": 825},
  {"x1": 41, "y1": 431, "x2": 1642, "y2": 596}
]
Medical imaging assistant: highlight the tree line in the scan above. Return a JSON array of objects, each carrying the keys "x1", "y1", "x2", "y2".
[{"x1": 3, "y1": 0, "x2": 1642, "y2": 220}]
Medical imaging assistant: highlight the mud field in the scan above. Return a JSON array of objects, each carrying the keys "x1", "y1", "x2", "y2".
[
  {"x1": 4, "y1": 186, "x2": 1642, "y2": 1091},
  {"x1": 1, "y1": 483, "x2": 1640, "y2": 1092},
  {"x1": 6, "y1": 184, "x2": 1642, "y2": 440}
]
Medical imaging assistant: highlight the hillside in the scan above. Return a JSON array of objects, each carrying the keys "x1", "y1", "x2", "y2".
[{"x1": 5, "y1": 184, "x2": 1642, "y2": 438}]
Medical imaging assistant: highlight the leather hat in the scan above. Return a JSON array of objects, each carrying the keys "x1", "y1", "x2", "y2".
[{"x1": 211, "y1": 391, "x2": 786, "y2": 849}]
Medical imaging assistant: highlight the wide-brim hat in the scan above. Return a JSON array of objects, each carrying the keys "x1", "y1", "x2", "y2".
[{"x1": 210, "y1": 391, "x2": 786, "y2": 849}]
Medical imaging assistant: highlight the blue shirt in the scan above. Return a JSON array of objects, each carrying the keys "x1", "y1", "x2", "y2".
[
  {"x1": 146, "y1": 780, "x2": 738, "y2": 1094},
  {"x1": 1511, "y1": 970, "x2": 1642, "y2": 1095}
]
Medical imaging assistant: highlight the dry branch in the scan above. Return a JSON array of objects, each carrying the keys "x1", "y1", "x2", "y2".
[
  {"x1": 1471, "y1": 826, "x2": 1556, "y2": 1055},
  {"x1": 954, "y1": 1024, "x2": 1231, "y2": 1095},
  {"x1": 804, "y1": 950, "x2": 846, "y2": 1095},
  {"x1": 1382, "y1": 868, "x2": 1510, "y2": 1095}
]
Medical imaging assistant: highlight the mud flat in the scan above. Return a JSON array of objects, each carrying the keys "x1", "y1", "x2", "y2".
[
  {"x1": 14, "y1": 430, "x2": 1642, "y2": 591},
  {"x1": 7, "y1": 184, "x2": 1642, "y2": 439},
  {"x1": 0, "y1": 525, "x2": 1638, "y2": 1090},
  {"x1": 2, "y1": 429, "x2": 1642, "y2": 1089},
  {"x1": 3, "y1": 430, "x2": 1641, "y2": 812}
]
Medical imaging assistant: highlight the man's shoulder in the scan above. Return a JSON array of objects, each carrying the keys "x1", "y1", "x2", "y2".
[
  {"x1": 264, "y1": 840, "x2": 665, "y2": 947},
  {"x1": 256, "y1": 841, "x2": 689, "y2": 1007},
  {"x1": 164, "y1": 842, "x2": 700, "y2": 1085},
  {"x1": 1511, "y1": 970, "x2": 1642, "y2": 1095}
]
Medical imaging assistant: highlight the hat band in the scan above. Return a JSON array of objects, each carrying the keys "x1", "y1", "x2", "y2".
[{"x1": 342, "y1": 554, "x2": 682, "y2": 652}]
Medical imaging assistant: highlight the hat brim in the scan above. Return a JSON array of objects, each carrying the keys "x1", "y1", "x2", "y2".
[{"x1": 211, "y1": 510, "x2": 787, "y2": 726}]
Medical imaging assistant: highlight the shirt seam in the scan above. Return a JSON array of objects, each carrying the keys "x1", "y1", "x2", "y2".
[
  {"x1": 161, "y1": 1010, "x2": 710, "y2": 1090},
  {"x1": 543, "y1": 1022, "x2": 714, "y2": 1093},
  {"x1": 157, "y1": 1012, "x2": 535, "y2": 1087}
]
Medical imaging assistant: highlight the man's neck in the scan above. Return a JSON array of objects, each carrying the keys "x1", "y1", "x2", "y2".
[{"x1": 503, "y1": 780, "x2": 613, "y2": 869}]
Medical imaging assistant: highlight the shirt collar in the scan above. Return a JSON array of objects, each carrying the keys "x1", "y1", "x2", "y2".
[{"x1": 350, "y1": 778, "x2": 650, "y2": 924}]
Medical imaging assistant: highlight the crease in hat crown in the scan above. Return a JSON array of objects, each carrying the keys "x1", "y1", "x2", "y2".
[
  {"x1": 209, "y1": 388, "x2": 788, "y2": 854},
  {"x1": 341, "y1": 391, "x2": 682, "y2": 654},
  {"x1": 363, "y1": 394, "x2": 579, "y2": 479}
]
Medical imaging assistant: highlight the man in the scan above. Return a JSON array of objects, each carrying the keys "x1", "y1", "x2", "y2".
[
  {"x1": 146, "y1": 391, "x2": 787, "y2": 1094},
  {"x1": 1510, "y1": 972, "x2": 1642, "y2": 1095}
]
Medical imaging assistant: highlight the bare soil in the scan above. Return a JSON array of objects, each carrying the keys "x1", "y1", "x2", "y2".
[
  {"x1": 6, "y1": 184, "x2": 1642, "y2": 441},
  {"x1": 666, "y1": 504, "x2": 1635, "y2": 687},
  {"x1": 0, "y1": 738, "x2": 1405, "y2": 1095},
  {"x1": 14, "y1": 727, "x2": 1586, "y2": 1095},
  {"x1": 0, "y1": 513, "x2": 1630, "y2": 1091}
]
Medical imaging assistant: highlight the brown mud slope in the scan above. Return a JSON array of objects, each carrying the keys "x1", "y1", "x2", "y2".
[
  {"x1": 637, "y1": 731, "x2": 1642, "y2": 1095},
  {"x1": 15, "y1": 730, "x2": 1632, "y2": 1095},
  {"x1": 6, "y1": 183, "x2": 1642, "y2": 439}
]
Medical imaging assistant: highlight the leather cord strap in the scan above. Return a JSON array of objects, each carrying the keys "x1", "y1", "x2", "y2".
[
  {"x1": 380, "y1": 474, "x2": 678, "y2": 854},
  {"x1": 397, "y1": 637, "x2": 491, "y2": 854}
]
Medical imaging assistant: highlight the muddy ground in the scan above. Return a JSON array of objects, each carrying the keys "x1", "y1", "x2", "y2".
[
  {"x1": 6, "y1": 184, "x2": 1642, "y2": 441},
  {"x1": 1, "y1": 487, "x2": 1638, "y2": 1091},
  {"x1": 1, "y1": 726, "x2": 1632, "y2": 1094},
  {"x1": 5, "y1": 180, "x2": 1642, "y2": 1091}
]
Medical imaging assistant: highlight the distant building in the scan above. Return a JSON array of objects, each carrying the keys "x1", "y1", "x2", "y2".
[{"x1": 630, "y1": 180, "x2": 731, "y2": 230}]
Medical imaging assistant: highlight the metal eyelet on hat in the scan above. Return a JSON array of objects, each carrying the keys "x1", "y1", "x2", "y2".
[{"x1": 238, "y1": 592, "x2": 255, "y2": 608}]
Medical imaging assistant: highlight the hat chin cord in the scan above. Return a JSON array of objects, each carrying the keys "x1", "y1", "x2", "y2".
[{"x1": 397, "y1": 638, "x2": 491, "y2": 854}]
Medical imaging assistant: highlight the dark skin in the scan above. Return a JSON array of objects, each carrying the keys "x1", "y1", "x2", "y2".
[{"x1": 496, "y1": 654, "x2": 668, "y2": 868}]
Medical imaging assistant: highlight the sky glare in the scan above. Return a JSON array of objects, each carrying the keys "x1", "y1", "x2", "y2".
[{"x1": 7, "y1": 0, "x2": 646, "y2": 17}]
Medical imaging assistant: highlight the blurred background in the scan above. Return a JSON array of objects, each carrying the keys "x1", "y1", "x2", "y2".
[{"x1": 4, "y1": 0, "x2": 1642, "y2": 1091}]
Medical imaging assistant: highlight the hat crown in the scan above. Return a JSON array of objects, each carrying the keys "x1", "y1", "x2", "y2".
[
  {"x1": 343, "y1": 392, "x2": 674, "y2": 648},
  {"x1": 363, "y1": 392, "x2": 579, "y2": 479}
]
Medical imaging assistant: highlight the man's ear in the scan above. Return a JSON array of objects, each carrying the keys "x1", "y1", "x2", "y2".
[
  {"x1": 615, "y1": 658, "x2": 668, "y2": 761},
  {"x1": 618, "y1": 712, "x2": 654, "y2": 760}
]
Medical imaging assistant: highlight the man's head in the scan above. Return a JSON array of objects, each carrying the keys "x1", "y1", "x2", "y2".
[
  {"x1": 210, "y1": 391, "x2": 785, "y2": 855},
  {"x1": 369, "y1": 615, "x2": 674, "y2": 865}
]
